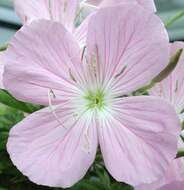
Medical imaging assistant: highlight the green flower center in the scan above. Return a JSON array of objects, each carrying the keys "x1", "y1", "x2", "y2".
[{"x1": 84, "y1": 89, "x2": 106, "y2": 110}]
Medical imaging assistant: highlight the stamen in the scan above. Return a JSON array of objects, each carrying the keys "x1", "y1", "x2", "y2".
[
  {"x1": 69, "y1": 68, "x2": 77, "y2": 82},
  {"x1": 114, "y1": 94, "x2": 128, "y2": 99},
  {"x1": 82, "y1": 126, "x2": 91, "y2": 154},
  {"x1": 48, "y1": 0, "x2": 53, "y2": 20},
  {"x1": 81, "y1": 46, "x2": 86, "y2": 61},
  {"x1": 114, "y1": 65, "x2": 127, "y2": 79},
  {"x1": 158, "y1": 84, "x2": 163, "y2": 96},
  {"x1": 50, "y1": 89, "x2": 56, "y2": 98},
  {"x1": 89, "y1": 53, "x2": 97, "y2": 78},
  {"x1": 175, "y1": 80, "x2": 179, "y2": 92},
  {"x1": 48, "y1": 89, "x2": 66, "y2": 129},
  {"x1": 64, "y1": 0, "x2": 67, "y2": 12},
  {"x1": 24, "y1": 16, "x2": 28, "y2": 23}
]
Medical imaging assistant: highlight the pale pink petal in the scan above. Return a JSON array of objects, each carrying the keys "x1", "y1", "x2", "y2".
[
  {"x1": 59, "y1": 0, "x2": 79, "y2": 31},
  {"x1": 75, "y1": 15, "x2": 92, "y2": 47},
  {"x1": 98, "y1": 96, "x2": 180, "y2": 186},
  {"x1": 150, "y1": 42, "x2": 184, "y2": 114},
  {"x1": 136, "y1": 0, "x2": 156, "y2": 12},
  {"x1": 159, "y1": 159, "x2": 184, "y2": 187},
  {"x1": 135, "y1": 158, "x2": 184, "y2": 190},
  {"x1": 0, "y1": 53, "x2": 4, "y2": 89},
  {"x1": 158, "y1": 180, "x2": 184, "y2": 190},
  {"x1": 87, "y1": 5, "x2": 169, "y2": 95},
  {"x1": 84, "y1": 0, "x2": 156, "y2": 12},
  {"x1": 7, "y1": 104, "x2": 98, "y2": 187},
  {"x1": 136, "y1": 131, "x2": 184, "y2": 190},
  {"x1": 84, "y1": 0, "x2": 102, "y2": 6},
  {"x1": 99, "y1": 0, "x2": 138, "y2": 7},
  {"x1": 3, "y1": 20, "x2": 83, "y2": 105},
  {"x1": 14, "y1": 0, "x2": 49, "y2": 23},
  {"x1": 14, "y1": 0, "x2": 79, "y2": 32}
]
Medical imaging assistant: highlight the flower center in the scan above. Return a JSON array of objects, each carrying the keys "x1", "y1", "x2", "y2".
[{"x1": 84, "y1": 89, "x2": 106, "y2": 111}]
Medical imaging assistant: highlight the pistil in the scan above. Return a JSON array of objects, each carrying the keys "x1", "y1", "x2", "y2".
[{"x1": 84, "y1": 89, "x2": 106, "y2": 111}]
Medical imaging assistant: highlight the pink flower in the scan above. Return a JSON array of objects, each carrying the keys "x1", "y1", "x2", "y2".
[
  {"x1": 84, "y1": 0, "x2": 156, "y2": 12},
  {"x1": 4, "y1": 5, "x2": 180, "y2": 188},
  {"x1": 13, "y1": 0, "x2": 156, "y2": 48},
  {"x1": 136, "y1": 158, "x2": 184, "y2": 190},
  {"x1": 150, "y1": 42, "x2": 184, "y2": 120},
  {"x1": 0, "y1": 53, "x2": 4, "y2": 89},
  {"x1": 13, "y1": 0, "x2": 89, "y2": 47},
  {"x1": 158, "y1": 180, "x2": 184, "y2": 190},
  {"x1": 136, "y1": 42, "x2": 184, "y2": 190}
]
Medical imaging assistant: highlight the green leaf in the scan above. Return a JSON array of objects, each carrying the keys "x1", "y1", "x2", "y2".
[
  {"x1": 0, "y1": 131, "x2": 8, "y2": 151},
  {"x1": 72, "y1": 180, "x2": 102, "y2": 190},
  {"x1": 0, "y1": 90, "x2": 42, "y2": 113},
  {"x1": 111, "y1": 183, "x2": 133, "y2": 190},
  {"x1": 152, "y1": 48, "x2": 183, "y2": 83},
  {"x1": 165, "y1": 10, "x2": 184, "y2": 28},
  {"x1": 176, "y1": 148, "x2": 184, "y2": 158},
  {"x1": 176, "y1": 134, "x2": 184, "y2": 158},
  {"x1": 95, "y1": 170, "x2": 111, "y2": 190},
  {"x1": 0, "y1": 43, "x2": 8, "y2": 52},
  {"x1": 103, "y1": 171, "x2": 111, "y2": 188},
  {"x1": 0, "y1": 188, "x2": 9, "y2": 190},
  {"x1": 182, "y1": 121, "x2": 184, "y2": 130},
  {"x1": 0, "y1": 108, "x2": 24, "y2": 130},
  {"x1": 134, "y1": 48, "x2": 183, "y2": 95}
]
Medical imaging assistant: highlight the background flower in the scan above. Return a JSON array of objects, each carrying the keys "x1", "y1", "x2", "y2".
[
  {"x1": 13, "y1": 0, "x2": 90, "y2": 47},
  {"x1": 136, "y1": 42, "x2": 184, "y2": 190},
  {"x1": 0, "y1": 53, "x2": 4, "y2": 89},
  {"x1": 84, "y1": 0, "x2": 156, "y2": 12}
]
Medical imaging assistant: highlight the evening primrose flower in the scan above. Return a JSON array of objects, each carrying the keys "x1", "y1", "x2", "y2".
[
  {"x1": 4, "y1": 5, "x2": 180, "y2": 188},
  {"x1": 136, "y1": 155, "x2": 184, "y2": 190},
  {"x1": 13, "y1": 0, "x2": 156, "y2": 47},
  {"x1": 83, "y1": 0, "x2": 156, "y2": 12},
  {"x1": 150, "y1": 42, "x2": 184, "y2": 121},
  {"x1": 13, "y1": 0, "x2": 90, "y2": 46},
  {"x1": 0, "y1": 53, "x2": 4, "y2": 89},
  {"x1": 136, "y1": 42, "x2": 184, "y2": 190},
  {"x1": 158, "y1": 181, "x2": 184, "y2": 190}
]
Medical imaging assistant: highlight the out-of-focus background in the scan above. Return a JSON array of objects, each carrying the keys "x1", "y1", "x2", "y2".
[{"x1": 0, "y1": 0, "x2": 184, "y2": 45}]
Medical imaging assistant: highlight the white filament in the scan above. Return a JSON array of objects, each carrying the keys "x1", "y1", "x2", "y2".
[{"x1": 48, "y1": 89, "x2": 66, "y2": 129}]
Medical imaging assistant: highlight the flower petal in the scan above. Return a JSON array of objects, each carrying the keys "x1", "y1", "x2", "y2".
[
  {"x1": 7, "y1": 104, "x2": 98, "y2": 187},
  {"x1": 75, "y1": 15, "x2": 92, "y2": 48},
  {"x1": 84, "y1": 0, "x2": 102, "y2": 6},
  {"x1": 14, "y1": 0, "x2": 49, "y2": 23},
  {"x1": 14, "y1": 0, "x2": 79, "y2": 31},
  {"x1": 136, "y1": 0, "x2": 156, "y2": 12},
  {"x1": 98, "y1": 96, "x2": 180, "y2": 186},
  {"x1": 84, "y1": 0, "x2": 156, "y2": 12},
  {"x1": 0, "y1": 53, "x2": 4, "y2": 89},
  {"x1": 87, "y1": 5, "x2": 169, "y2": 95},
  {"x1": 59, "y1": 0, "x2": 79, "y2": 31},
  {"x1": 3, "y1": 20, "x2": 83, "y2": 105},
  {"x1": 135, "y1": 158, "x2": 184, "y2": 190},
  {"x1": 158, "y1": 180, "x2": 184, "y2": 190},
  {"x1": 150, "y1": 42, "x2": 184, "y2": 114}
]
